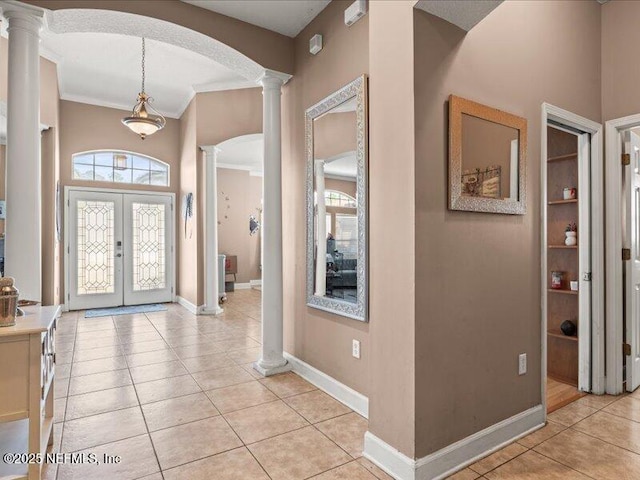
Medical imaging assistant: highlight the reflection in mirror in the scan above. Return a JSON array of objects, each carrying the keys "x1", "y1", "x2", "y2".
[
  {"x1": 461, "y1": 114, "x2": 519, "y2": 201},
  {"x1": 306, "y1": 75, "x2": 367, "y2": 321},
  {"x1": 313, "y1": 96, "x2": 358, "y2": 304},
  {"x1": 448, "y1": 95, "x2": 527, "y2": 215}
]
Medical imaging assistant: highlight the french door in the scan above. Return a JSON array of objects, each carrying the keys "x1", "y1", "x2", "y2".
[
  {"x1": 68, "y1": 189, "x2": 173, "y2": 310},
  {"x1": 623, "y1": 131, "x2": 640, "y2": 392}
]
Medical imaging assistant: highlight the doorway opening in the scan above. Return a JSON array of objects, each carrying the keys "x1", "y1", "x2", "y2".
[
  {"x1": 65, "y1": 187, "x2": 175, "y2": 311},
  {"x1": 542, "y1": 104, "x2": 605, "y2": 413}
]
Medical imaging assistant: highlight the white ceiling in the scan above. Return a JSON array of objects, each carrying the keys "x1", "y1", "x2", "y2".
[
  {"x1": 414, "y1": 0, "x2": 503, "y2": 31},
  {"x1": 38, "y1": 31, "x2": 255, "y2": 118},
  {"x1": 216, "y1": 134, "x2": 264, "y2": 175},
  {"x1": 325, "y1": 152, "x2": 357, "y2": 180},
  {"x1": 181, "y1": 0, "x2": 331, "y2": 37}
]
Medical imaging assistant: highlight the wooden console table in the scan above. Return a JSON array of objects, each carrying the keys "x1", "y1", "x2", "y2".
[{"x1": 0, "y1": 305, "x2": 60, "y2": 480}]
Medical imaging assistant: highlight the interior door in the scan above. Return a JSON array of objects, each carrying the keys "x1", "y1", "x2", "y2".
[
  {"x1": 624, "y1": 131, "x2": 640, "y2": 392},
  {"x1": 577, "y1": 132, "x2": 592, "y2": 392},
  {"x1": 123, "y1": 194, "x2": 173, "y2": 305},
  {"x1": 68, "y1": 190, "x2": 123, "y2": 310}
]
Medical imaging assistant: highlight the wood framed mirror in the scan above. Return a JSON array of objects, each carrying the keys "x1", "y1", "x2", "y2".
[{"x1": 449, "y1": 95, "x2": 527, "y2": 215}]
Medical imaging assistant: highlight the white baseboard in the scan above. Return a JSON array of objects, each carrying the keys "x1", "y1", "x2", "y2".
[
  {"x1": 234, "y1": 283, "x2": 251, "y2": 290},
  {"x1": 363, "y1": 405, "x2": 544, "y2": 480},
  {"x1": 250, "y1": 279, "x2": 262, "y2": 287},
  {"x1": 176, "y1": 295, "x2": 204, "y2": 315},
  {"x1": 283, "y1": 352, "x2": 368, "y2": 418}
]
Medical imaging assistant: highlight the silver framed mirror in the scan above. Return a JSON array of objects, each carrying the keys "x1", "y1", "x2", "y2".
[{"x1": 306, "y1": 75, "x2": 368, "y2": 321}]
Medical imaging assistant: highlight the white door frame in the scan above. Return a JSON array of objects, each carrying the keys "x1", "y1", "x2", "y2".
[
  {"x1": 541, "y1": 103, "x2": 605, "y2": 415},
  {"x1": 64, "y1": 186, "x2": 176, "y2": 312},
  {"x1": 604, "y1": 113, "x2": 640, "y2": 394}
]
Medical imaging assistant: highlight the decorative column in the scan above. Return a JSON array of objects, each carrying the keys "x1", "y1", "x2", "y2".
[
  {"x1": 201, "y1": 146, "x2": 223, "y2": 315},
  {"x1": 255, "y1": 70, "x2": 291, "y2": 376},
  {"x1": 2, "y1": 3, "x2": 44, "y2": 301},
  {"x1": 314, "y1": 160, "x2": 327, "y2": 296}
]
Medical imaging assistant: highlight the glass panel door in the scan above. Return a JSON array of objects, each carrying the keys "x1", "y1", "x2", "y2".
[
  {"x1": 123, "y1": 194, "x2": 173, "y2": 305},
  {"x1": 68, "y1": 190, "x2": 173, "y2": 310},
  {"x1": 69, "y1": 190, "x2": 123, "y2": 310}
]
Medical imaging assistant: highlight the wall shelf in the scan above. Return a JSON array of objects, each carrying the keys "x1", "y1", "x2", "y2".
[
  {"x1": 548, "y1": 199, "x2": 578, "y2": 205},
  {"x1": 548, "y1": 288, "x2": 578, "y2": 295},
  {"x1": 548, "y1": 329, "x2": 578, "y2": 342},
  {"x1": 548, "y1": 153, "x2": 578, "y2": 162}
]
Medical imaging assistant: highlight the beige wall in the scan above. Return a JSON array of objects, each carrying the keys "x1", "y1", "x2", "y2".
[
  {"x1": 314, "y1": 111, "x2": 357, "y2": 160},
  {"x1": 59, "y1": 101, "x2": 180, "y2": 193},
  {"x1": 178, "y1": 98, "x2": 200, "y2": 306},
  {"x1": 41, "y1": 57, "x2": 61, "y2": 306},
  {"x1": 217, "y1": 168, "x2": 262, "y2": 284},
  {"x1": 368, "y1": 0, "x2": 417, "y2": 459},
  {"x1": 196, "y1": 88, "x2": 263, "y2": 146},
  {"x1": 461, "y1": 115, "x2": 518, "y2": 199},
  {"x1": 24, "y1": 0, "x2": 294, "y2": 75},
  {"x1": 283, "y1": 0, "x2": 371, "y2": 399},
  {"x1": 413, "y1": 0, "x2": 601, "y2": 456},
  {"x1": 602, "y1": 0, "x2": 640, "y2": 120},
  {"x1": 181, "y1": 87, "x2": 264, "y2": 306},
  {"x1": 58, "y1": 100, "x2": 181, "y2": 304},
  {"x1": 325, "y1": 178, "x2": 356, "y2": 199}
]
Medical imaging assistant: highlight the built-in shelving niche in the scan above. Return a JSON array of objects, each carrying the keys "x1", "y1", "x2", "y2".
[{"x1": 546, "y1": 126, "x2": 579, "y2": 386}]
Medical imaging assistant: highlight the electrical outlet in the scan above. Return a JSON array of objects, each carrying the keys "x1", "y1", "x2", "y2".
[
  {"x1": 518, "y1": 353, "x2": 527, "y2": 375},
  {"x1": 352, "y1": 339, "x2": 361, "y2": 359}
]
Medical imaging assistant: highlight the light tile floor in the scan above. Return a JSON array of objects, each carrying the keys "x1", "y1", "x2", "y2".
[
  {"x1": 50, "y1": 289, "x2": 389, "y2": 480},
  {"x1": 50, "y1": 289, "x2": 640, "y2": 479},
  {"x1": 447, "y1": 390, "x2": 640, "y2": 480}
]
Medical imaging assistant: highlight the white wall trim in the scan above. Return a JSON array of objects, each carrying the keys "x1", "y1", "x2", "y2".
[
  {"x1": 283, "y1": 352, "x2": 368, "y2": 418},
  {"x1": 363, "y1": 405, "x2": 544, "y2": 480},
  {"x1": 250, "y1": 279, "x2": 262, "y2": 287},
  {"x1": 605, "y1": 113, "x2": 640, "y2": 394},
  {"x1": 176, "y1": 295, "x2": 204, "y2": 315},
  {"x1": 234, "y1": 283, "x2": 252, "y2": 290},
  {"x1": 541, "y1": 103, "x2": 605, "y2": 396}
]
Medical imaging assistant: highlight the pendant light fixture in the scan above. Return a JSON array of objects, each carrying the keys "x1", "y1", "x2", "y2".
[{"x1": 122, "y1": 38, "x2": 166, "y2": 140}]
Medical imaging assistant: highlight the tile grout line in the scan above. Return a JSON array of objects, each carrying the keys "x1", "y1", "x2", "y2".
[{"x1": 143, "y1": 295, "x2": 276, "y2": 479}]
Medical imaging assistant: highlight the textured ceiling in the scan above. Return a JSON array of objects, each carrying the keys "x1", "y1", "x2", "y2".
[{"x1": 181, "y1": 0, "x2": 331, "y2": 37}]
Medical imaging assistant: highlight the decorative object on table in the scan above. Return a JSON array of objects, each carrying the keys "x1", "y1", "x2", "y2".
[
  {"x1": 249, "y1": 214, "x2": 260, "y2": 236},
  {"x1": 570, "y1": 280, "x2": 578, "y2": 291},
  {"x1": 563, "y1": 187, "x2": 576, "y2": 200},
  {"x1": 551, "y1": 271, "x2": 564, "y2": 289},
  {"x1": 461, "y1": 166, "x2": 502, "y2": 199},
  {"x1": 121, "y1": 38, "x2": 166, "y2": 140},
  {"x1": 448, "y1": 94, "x2": 527, "y2": 215},
  {"x1": 0, "y1": 277, "x2": 19, "y2": 327},
  {"x1": 560, "y1": 319, "x2": 577, "y2": 336},
  {"x1": 565, "y1": 222, "x2": 577, "y2": 246},
  {"x1": 182, "y1": 192, "x2": 193, "y2": 239}
]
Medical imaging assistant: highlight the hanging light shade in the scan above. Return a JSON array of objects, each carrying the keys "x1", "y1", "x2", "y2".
[{"x1": 122, "y1": 38, "x2": 166, "y2": 140}]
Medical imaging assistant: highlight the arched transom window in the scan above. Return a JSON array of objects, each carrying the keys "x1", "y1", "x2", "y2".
[
  {"x1": 72, "y1": 151, "x2": 170, "y2": 187},
  {"x1": 324, "y1": 190, "x2": 356, "y2": 208}
]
